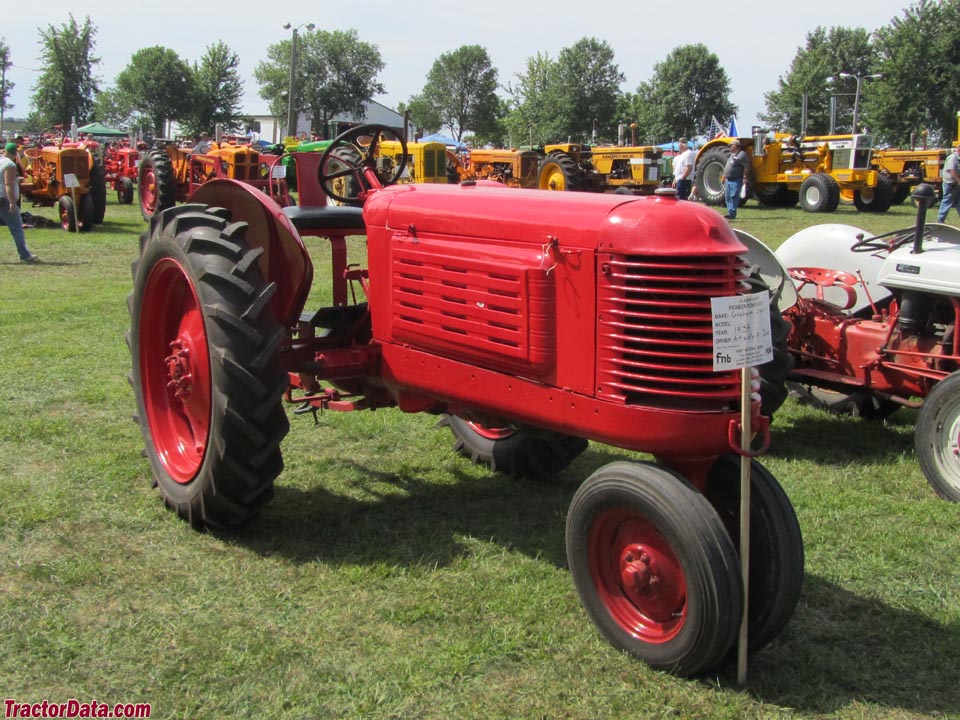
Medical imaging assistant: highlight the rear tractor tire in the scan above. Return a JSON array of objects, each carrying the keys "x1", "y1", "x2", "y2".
[
  {"x1": 853, "y1": 174, "x2": 894, "y2": 213},
  {"x1": 440, "y1": 415, "x2": 587, "y2": 481},
  {"x1": 138, "y1": 148, "x2": 177, "y2": 221},
  {"x1": 538, "y1": 152, "x2": 581, "y2": 192},
  {"x1": 90, "y1": 156, "x2": 107, "y2": 224},
  {"x1": 694, "y1": 146, "x2": 730, "y2": 206},
  {"x1": 129, "y1": 205, "x2": 290, "y2": 528}
]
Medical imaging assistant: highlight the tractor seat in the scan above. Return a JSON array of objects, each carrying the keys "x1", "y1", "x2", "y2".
[{"x1": 281, "y1": 205, "x2": 365, "y2": 234}]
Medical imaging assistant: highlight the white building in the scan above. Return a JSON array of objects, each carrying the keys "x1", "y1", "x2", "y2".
[{"x1": 247, "y1": 99, "x2": 414, "y2": 143}]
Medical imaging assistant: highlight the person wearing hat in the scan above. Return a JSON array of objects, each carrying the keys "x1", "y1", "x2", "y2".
[
  {"x1": 672, "y1": 137, "x2": 695, "y2": 200},
  {"x1": 0, "y1": 142, "x2": 37, "y2": 263},
  {"x1": 722, "y1": 139, "x2": 751, "y2": 220}
]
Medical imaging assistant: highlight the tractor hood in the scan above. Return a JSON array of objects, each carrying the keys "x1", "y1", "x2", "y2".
[
  {"x1": 363, "y1": 183, "x2": 746, "y2": 257},
  {"x1": 878, "y1": 223, "x2": 960, "y2": 295}
]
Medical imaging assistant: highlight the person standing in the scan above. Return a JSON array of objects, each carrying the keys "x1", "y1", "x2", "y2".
[
  {"x1": 0, "y1": 143, "x2": 38, "y2": 263},
  {"x1": 938, "y1": 145, "x2": 960, "y2": 223},
  {"x1": 723, "y1": 139, "x2": 751, "y2": 220},
  {"x1": 672, "y1": 138, "x2": 695, "y2": 200}
]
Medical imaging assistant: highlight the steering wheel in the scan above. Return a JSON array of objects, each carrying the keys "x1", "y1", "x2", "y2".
[
  {"x1": 317, "y1": 124, "x2": 408, "y2": 204},
  {"x1": 850, "y1": 228, "x2": 914, "y2": 253}
]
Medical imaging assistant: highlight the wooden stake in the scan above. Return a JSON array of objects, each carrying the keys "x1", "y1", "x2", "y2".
[{"x1": 737, "y1": 366, "x2": 752, "y2": 686}]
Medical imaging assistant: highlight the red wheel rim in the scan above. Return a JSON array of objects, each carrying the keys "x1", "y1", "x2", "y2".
[
  {"x1": 139, "y1": 258, "x2": 211, "y2": 484},
  {"x1": 466, "y1": 421, "x2": 514, "y2": 440},
  {"x1": 588, "y1": 508, "x2": 687, "y2": 643},
  {"x1": 141, "y1": 169, "x2": 157, "y2": 214}
]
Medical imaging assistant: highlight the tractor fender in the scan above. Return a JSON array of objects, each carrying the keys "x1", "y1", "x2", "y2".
[
  {"x1": 775, "y1": 223, "x2": 891, "y2": 314},
  {"x1": 190, "y1": 179, "x2": 313, "y2": 328},
  {"x1": 730, "y1": 229, "x2": 797, "y2": 313}
]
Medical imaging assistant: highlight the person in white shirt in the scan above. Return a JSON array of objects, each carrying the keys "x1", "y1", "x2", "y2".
[{"x1": 672, "y1": 138, "x2": 695, "y2": 200}]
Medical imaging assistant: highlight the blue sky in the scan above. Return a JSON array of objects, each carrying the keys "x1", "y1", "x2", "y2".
[{"x1": 3, "y1": 0, "x2": 915, "y2": 133}]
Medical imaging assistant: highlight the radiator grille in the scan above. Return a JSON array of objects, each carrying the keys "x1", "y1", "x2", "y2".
[{"x1": 597, "y1": 253, "x2": 748, "y2": 409}]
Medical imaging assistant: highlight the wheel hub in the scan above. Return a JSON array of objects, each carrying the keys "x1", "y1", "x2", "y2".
[
  {"x1": 165, "y1": 339, "x2": 193, "y2": 400},
  {"x1": 620, "y1": 545, "x2": 657, "y2": 594}
]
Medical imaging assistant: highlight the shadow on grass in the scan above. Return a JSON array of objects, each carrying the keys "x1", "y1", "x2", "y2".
[
  {"x1": 222, "y1": 446, "x2": 958, "y2": 716},
  {"x1": 768, "y1": 407, "x2": 916, "y2": 466},
  {"x1": 726, "y1": 574, "x2": 960, "y2": 716}
]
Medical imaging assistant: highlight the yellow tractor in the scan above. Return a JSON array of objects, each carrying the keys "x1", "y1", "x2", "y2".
[
  {"x1": 537, "y1": 143, "x2": 663, "y2": 193},
  {"x1": 695, "y1": 129, "x2": 889, "y2": 212},
  {"x1": 869, "y1": 147, "x2": 946, "y2": 204},
  {"x1": 376, "y1": 140, "x2": 452, "y2": 184},
  {"x1": 458, "y1": 148, "x2": 541, "y2": 188}
]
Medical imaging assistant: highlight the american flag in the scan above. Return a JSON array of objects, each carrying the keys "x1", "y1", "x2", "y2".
[{"x1": 709, "y1": 116, "x2": 727, "y2": 139}]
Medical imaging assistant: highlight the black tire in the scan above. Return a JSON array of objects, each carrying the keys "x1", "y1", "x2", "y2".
[
  {"x1": 58, "y1": 195, "x2": 76, "y2": 232},
  {"x1": 117, "y1": 176, "x2": 135, "y2": 205},
  {"x1": 742, "y1": 274, "x2": 793, "y2": 418},
  {"x1": 566, "y1": 461, "x2": 742, "y2": 676},
  {"x1": 892, "y1": 183, "x2": 912, "y2": 205},
  {"x1": 694, "y1": 146, "x2": 729, "y2": 206},
  {"x1": 90, "y1": 155, "x2": 107, "y2": 224},
  {"x1": 704, "y1": 455, "x2": 804, "y2": 652},
  {"x1": 754, "y1": 184, "x2": 798, "y2": 208},
  {"x1": 78, "y1": 193, "x2": 96, "y2": 232},
  {"x1": 788, "y1": 385, "x2": 900, "y2": 420},
  {"x1": 138, "y1": 148, "x2": 177, "y2": 221},
  {"x1": 129, "y1": 204, "x2": 289, "y2": 528},
  {"x1": 915, "y1": 371, "x2": 960, "y2": 502},
  {"x1": 799, "y1": 173, "x2": 840, "y2": 213},
  {"x1": 854, "y1": 174, "x2": 893, "y2": 213},
  {"x1": 440, "y1": 415, "x2": 588, "y2": 481},
  {"x1": 538, "y1": 152, "x2": 582, "y2": 192}
]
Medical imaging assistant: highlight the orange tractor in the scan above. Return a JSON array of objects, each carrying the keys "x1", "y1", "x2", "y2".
[
  {"x1": 19, "y1": 130, "x2": 107, "y2": 232},
  {"x1": 103, "y1": 140, "x2": 142, "y2": 205},
  {"x1": 137, "y1": 140, "x2": 290, "y2": 221},
  {"x1": 457, "y1": 148, "x2": 541, "y2": 188}
]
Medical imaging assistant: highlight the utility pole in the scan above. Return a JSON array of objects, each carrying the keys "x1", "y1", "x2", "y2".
[{"x1": 283, "y1": 22, "x2": 315, "y2": 140}]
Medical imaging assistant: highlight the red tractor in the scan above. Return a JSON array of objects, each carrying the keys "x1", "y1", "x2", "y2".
[
  {"x1": 128, "y1": 124, "x2": 802, "y2": 676},
  {"x1": 103, "y1": 141, "x2": 141, "y2": 204},
  {"x1": 773, "y1": 184, "x2": 960, "y2": 501}
]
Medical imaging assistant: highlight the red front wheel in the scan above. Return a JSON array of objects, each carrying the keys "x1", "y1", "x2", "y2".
[{"x1": 566, "y1": 461, "x2": 742, "y2": 675}]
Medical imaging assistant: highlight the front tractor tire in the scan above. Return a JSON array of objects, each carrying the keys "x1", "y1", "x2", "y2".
[
  {"x1": 440, "y1": 415, "x2": 588, "y2": 481},
  {"x1": 799, "y1": 173, "x2": 840, "y2": 213},
  {"x1": 129, "y1": 205, "x2": 290, "y2": 528},
  {"x1": 915, "y1": 371, "x2": 960, "y2": 502},
  {"x1": 566, "y1": 461, "x2": 742, "y2": 676},
  {"x1": 538, "y1": 152, "x2": 581, "y2": 192}
]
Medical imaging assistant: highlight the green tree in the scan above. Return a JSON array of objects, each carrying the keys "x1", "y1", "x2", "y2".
[
  {"x1": 504, "y1": 52, "x2": 568, "y2": 145},
  {"x1": 869, "y1": 0, "x2": 960, "y2": 145},
  {"x1": 556, "y1": 38, "x2": 624, "y2": 141},
  {"x1": 31, "y1": 14, "x2": 100, "y2": 128},
  {"x1": 397, "y1": 97, "x2": 442, "y2": 136},
  {"x1": 761, "y1": 27, "x2": 876, "y2": 135},
  {"x1": 411, "y1": 45, "x2": 501, "y2": 142},
  {"x1": 256, "y1": 28, "x2": 384, "y2": 138},
  {"x1": 631, "y1": 44, "x2": 736, "y2": 143},
  {"x1": 115, "y1": 46, "x2": 193, "y2": 136},
  {"x1": 506, "y1": 38, "x2": 624, "y2": 145},
  {"x1": 181, "y1": 41, "x2": 244, "y2": 136},
  {"x1": 90, "y1": 87, "x2": 144, "y2": 130},
  {"x1": 1, "y1": 39, "x2": 14, "y2": 120}
]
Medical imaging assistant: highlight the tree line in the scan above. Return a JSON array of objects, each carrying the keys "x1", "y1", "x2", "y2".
[{"x1": 2, "y1": 1, "x2": 959, "y2": 147}]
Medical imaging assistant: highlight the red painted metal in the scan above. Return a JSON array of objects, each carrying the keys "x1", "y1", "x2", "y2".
[
  {"x1": 138, "y1": 258, "x2": 211, "y2": 484},
  {"x1": 588, "y1": 508, "x2": 687, "y2": 643}
]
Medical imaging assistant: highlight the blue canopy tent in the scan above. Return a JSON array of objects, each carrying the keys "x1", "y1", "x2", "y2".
[{"x1": 418, "y1": 132, "x2": 466, "y2": 150}]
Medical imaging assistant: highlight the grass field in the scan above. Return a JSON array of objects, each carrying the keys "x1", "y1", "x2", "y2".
[{"x1": 1, "y1": 193, "x2": 958, "y2": 720}]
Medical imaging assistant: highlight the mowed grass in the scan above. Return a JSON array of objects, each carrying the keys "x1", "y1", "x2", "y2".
[{"x1": 1, "y1": 193, "x2": 958, "y2": 720}]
